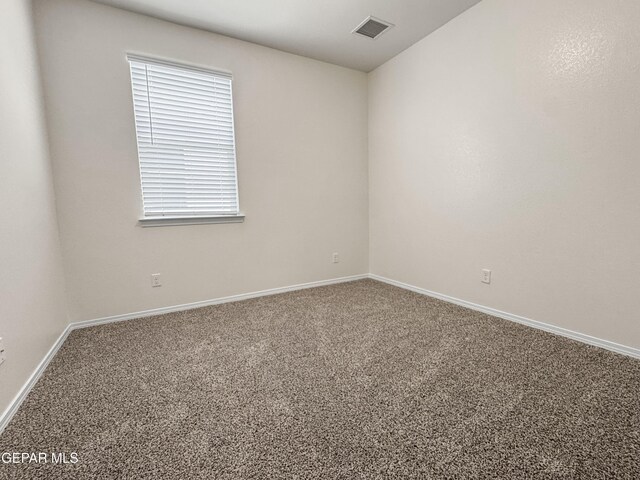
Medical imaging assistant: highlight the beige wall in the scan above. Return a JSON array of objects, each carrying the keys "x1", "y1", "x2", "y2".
[
  {"x1": 33, "y1": 0, "x2": 369, "y2": 322},
  {"x1": 0, "y1": 0, "x2": 69, "y2": 414},
  {"x1": 369, "y1": 0, "x2": 640, "y2": 348}
]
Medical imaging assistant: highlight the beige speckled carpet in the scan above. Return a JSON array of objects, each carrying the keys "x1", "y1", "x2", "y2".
[{"x1": 1, "y1": 279, "x2": 639, "y2": 479}]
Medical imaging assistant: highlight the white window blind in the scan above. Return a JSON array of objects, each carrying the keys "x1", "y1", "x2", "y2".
[{"x1": 127, "y1": 55, "x2": 239, "y2": 218}]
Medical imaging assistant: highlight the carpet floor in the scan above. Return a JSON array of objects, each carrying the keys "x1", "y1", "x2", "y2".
[{"x1": 1, "y1": 279, "x2": 639, "y2": 479}]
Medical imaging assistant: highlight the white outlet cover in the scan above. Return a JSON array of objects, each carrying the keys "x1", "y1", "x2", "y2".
[
  {"x1": 481, "y1": 269, "x2": 491, "y2": 284},
  {"x1": 151, "y1": 273, "x2": 162, "y2": 287}
]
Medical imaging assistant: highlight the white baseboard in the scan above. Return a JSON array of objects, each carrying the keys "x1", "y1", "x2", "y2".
[
  {"x1": 0, "y1": 325, "x2": 72, "y2": 434},
  {"x1": 369, "y1": 274, "x2": 640, "y2": 359},
  {"x1": 71, "y1": 274, "x2": 369, "y2": 330},
  {"x1": 0, "y1": 274, "x2": 367, "y2": 433}
]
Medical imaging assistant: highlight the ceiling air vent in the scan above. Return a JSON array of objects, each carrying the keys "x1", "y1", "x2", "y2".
[{"x1": 352, "y1": 16, "x2": 394, "y2": 39}]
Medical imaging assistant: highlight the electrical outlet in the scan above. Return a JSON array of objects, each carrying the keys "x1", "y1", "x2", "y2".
[
  {"x1": 0, "y1": 337, "x2": 5, "y2": 366},
  {"x1": 332, "y1": 252, "x2": 339, "y2": 264},
  {"x1": 151, "y1": 273, "x2": 162, "y2": 287},
  {"x1": 481, "y1": 269, "x2": 491, "y2": 284}
]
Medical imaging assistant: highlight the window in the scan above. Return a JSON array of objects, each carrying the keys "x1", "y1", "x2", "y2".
[{"x1": 127, "y1": 55, "x2": 241, "y2": 223}]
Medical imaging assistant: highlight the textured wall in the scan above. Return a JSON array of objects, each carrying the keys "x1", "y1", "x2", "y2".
[
  {"x1": 34, "y1": 0, "x2": 369, "y2": 322},
  {"x1": 369, "y1": 0, "x2": 640, "y2": 348},
  {"x1": 0, "y1": 0, "x2": 69, "y2": 415}
]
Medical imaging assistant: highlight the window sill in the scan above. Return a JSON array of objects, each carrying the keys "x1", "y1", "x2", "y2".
[{"x1": 138, "y1": 214, "x2": 245, "y2": 227}]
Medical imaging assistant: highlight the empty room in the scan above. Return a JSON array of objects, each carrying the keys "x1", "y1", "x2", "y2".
[{"x1": 1, "y1": 0, "x2": 639, "y2": 478}]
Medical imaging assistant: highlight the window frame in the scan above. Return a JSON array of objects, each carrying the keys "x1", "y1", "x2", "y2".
[{"x1": 126, "y1": 54, "x2": 243, "y2": 226}]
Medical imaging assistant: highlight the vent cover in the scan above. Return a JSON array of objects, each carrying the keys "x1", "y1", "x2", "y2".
[{"x1": 353, "y1": 16, "x2": 394, "y2": 39}]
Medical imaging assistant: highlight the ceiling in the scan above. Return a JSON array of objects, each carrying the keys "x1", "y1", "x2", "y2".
[{"x1": 89, "y1": 0, "x2": 482, "y2": 72}]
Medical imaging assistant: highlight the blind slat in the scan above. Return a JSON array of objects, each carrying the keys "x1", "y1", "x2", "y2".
[
  {"x1": 145, "y1": 79, "x2": 231, "y2": 99},
  {"x1": 138, "y1": 154, "x2": 236, "y2": 164},
  {"x1": 140, "y1": 96, "x2": 232, "y2": 115},
  {"x1": 134, "y1": 102, "x2": 232, "y2": 120},
  {"x1": 136, "y1": 106, "x2": 233, "y2": 125}
]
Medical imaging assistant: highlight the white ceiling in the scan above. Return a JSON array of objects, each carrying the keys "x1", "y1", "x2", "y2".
[{"x1": 89, "y1": 0, "x2": 482, "y2": 72}]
